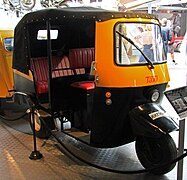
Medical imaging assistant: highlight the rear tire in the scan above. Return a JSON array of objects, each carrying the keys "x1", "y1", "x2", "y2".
[{"x1": 135, "y1": 134, "x2": 177, "y2": 175}]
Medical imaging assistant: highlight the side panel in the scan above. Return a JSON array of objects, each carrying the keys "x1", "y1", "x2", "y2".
[
  {"x1": 90, "y1": 87, "x2": 134, "y2": 148},
  {"x1": 13, "y1": 69, "x2": 35, "y2": 94}
]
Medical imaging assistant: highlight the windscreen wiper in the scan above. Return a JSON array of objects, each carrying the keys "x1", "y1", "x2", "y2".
[{"x1": 116, "y1": 31, "x2": 154, "y2": 69}]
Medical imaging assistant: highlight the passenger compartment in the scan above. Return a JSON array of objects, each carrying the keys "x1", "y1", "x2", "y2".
[
  {"x1": 30, "y1": 48, "x2": 95, "y2": 95},
  {"x1": 30, "y1": 48, "x2": 95, "y2": 114}
]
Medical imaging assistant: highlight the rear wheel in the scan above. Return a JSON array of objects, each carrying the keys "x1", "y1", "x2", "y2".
[
  {"x1": 135, "y1": 134, "x2": 177, "y2": 174},
  {"x1": 29, "y1": 113, "x2": 54, "y2": 139}
]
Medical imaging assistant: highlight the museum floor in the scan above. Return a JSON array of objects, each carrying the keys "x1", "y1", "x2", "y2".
[{"x1": 0, "y1": 52, "x2": 186, "y2": 180}]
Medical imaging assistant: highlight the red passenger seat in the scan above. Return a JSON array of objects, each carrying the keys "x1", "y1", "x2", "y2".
[
  {"x1": 69, "y1": 47, "x2": 95, "y2": 74},
  {"x1": 30, "y1": 48, "x2": 95, "y2": 95},
  {"x1": 69, "y1": 48, "x2": 95, "y2": 90},
  {"x1": 70, "y1": 81, "x2": 95, "y2": 90},
  {"x1": 30, "y1": 56, "x2": 73, "y2": 94},
  {"x1": 52, "y1": 56, "x2": 73, "y2": 78}
]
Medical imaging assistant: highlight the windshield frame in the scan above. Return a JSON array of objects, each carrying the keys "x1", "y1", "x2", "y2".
[{"x1": 114, "y1": 21, "x2": 167, "y2": 67}]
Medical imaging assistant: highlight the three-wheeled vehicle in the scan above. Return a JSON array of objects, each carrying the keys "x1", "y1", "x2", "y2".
[
  {"x1": 9, "y1": 7, "x2": 179, "y2": 174},
  {"x1": 0, "y1": 29, "x2": 14, "y2": 99}
]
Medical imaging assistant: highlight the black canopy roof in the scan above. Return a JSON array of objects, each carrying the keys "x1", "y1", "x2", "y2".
[
  {"x1": 16, "y1": 6, "x2": 157, "y2": 25},
  {"x1": 13, "y1": 7, "x2": 158, "y2": 74}
]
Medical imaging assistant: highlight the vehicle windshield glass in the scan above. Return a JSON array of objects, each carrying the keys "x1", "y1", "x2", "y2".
[
  {"x1": 4, "y1": 38, "x2": 14, "y2": 52},
  {"x1": 115, "y1": 22, "x2": 166, "y2": 65}
]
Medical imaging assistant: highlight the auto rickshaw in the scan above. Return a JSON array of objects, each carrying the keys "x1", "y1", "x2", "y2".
[
  {"x1": 7, "y1": 7, "x2": 179, "y2": 174},
  {"x1": 0, "y1": 29, "x2": 14, "y2": 99}
]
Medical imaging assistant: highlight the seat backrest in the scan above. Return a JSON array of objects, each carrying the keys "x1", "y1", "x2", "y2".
[
  {"x1": 30, "y1": 55, "x2": 74, "y2": 82},
  {"x1": 69, "y1": 48, "x2": 95, "y2": 74},
  {"x1": 52, "y1": 56, "x2": 74, "y2": 78},
  {"x1": 30, "y1": 57, "x2": 48, "y2": 82}
]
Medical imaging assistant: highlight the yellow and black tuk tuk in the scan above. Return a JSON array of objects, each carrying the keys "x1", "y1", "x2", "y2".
[{"x1": 9, "y1": 7, "x2": 179, "y2": 174}]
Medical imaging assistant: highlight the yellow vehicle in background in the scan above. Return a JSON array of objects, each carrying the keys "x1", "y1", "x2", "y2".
[{"x1": 0, "y1": 29, "x2": 14, "y2": 98}]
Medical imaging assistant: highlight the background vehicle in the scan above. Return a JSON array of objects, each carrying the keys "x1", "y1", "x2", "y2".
[
  {"x1": 0, "y1": 29, "x2": 14, "y2": 98},
  {"x1": 2, "y1": 7, "x2": 179, "y2": 175}
]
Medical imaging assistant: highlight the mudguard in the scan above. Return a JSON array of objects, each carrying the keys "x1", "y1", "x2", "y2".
[{"x1": 129, "y1": 103, "x2": 178, "y2": 137}]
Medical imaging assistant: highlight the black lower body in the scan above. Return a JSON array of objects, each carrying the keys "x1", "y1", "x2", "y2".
[{"x1": 90, "y1": 84, "x2": 168, "y2": 148}]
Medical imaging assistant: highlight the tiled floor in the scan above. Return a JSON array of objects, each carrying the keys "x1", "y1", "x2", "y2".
[{"x1": 0, "y1": 52, "x2": 187, "y2": 180}]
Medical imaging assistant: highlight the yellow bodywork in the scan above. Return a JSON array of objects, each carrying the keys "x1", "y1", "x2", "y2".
[
  {"x1": 0, "y1": 29, "x2": 14, "y2": 97},
  {"x1": 95, "y1": 18, "x2": 170, "y2": 88}
]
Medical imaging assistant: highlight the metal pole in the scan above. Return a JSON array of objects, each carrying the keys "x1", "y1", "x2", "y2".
[
  {"x1": 46, "y1": 20, "x2": 52, "y2": 110},
  {"x1": 29, "y1": 106, "x2": 43, "y2": 160},
  {"x1": 177, "y1": 118, "x2": 185, "y2": 180}
]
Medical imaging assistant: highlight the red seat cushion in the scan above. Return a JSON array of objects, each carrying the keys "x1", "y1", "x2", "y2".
[
  {"x1": 36, "y1": 81, "x2": 48, "y2": 94},
  {"x1": 70, "y1": 81, "x2": 95, "y2": 90}
]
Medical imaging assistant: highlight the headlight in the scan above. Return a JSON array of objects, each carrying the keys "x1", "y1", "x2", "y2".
[{"x1": 151, "y1": 90, "x2": 160, "y2": 102}]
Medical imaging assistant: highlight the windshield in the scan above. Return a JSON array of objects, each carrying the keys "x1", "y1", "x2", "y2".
[
  {"x1": 4, "y1": 38, "x2": 14, "y2": 52},
  {"x1": 115, "y1": 22, "x2": 166, "y2": 65}
]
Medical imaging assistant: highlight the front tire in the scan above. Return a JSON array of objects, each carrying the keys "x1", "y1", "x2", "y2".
[{"x1": 135, "y1": 134, "x2": 177, "y2": 175}]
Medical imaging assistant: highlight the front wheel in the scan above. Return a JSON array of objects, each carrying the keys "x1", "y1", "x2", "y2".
[{"x1": 135, "y1": 134, "x2": 177, "y2": 175}]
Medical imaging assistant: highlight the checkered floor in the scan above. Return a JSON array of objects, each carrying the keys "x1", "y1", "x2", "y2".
[{"x1": 0, "y1": 52, "x2": 187, "y2": 180}]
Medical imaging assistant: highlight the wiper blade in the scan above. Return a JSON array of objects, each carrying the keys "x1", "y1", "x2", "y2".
[{"x1": 116, "y1": 31, "x2": 154, "y2": 69}]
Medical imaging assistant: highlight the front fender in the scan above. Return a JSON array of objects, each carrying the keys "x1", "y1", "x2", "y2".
[{"x1": 129, "y1": 103, "x2": 178, "y2": 137}]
